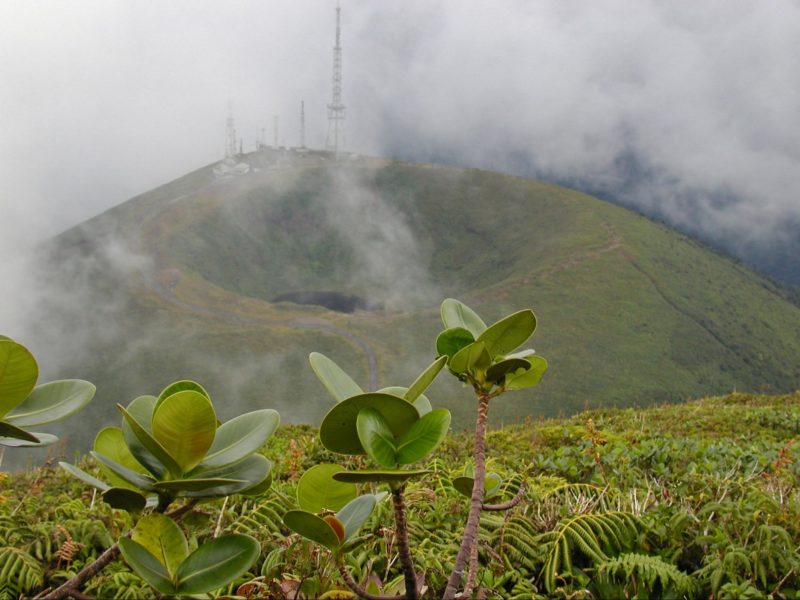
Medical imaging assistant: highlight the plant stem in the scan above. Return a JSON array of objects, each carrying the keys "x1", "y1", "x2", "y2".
[
  {"x1": 337, "y1": 560, "x2": 403, "y2": 600},
  {"x1": 482, "y1": 483, "x2": 525, "y2": 511},
  {"x1": 443, "y1": 392, "x2": 490, "y2": 600},
  {"x1": 391, "y1": 485, "x2": 418, "y2": 600}
]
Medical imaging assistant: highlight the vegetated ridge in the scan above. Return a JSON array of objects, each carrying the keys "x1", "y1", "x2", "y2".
[{"x1": 34, "y1": 150, "x2": 800, "y2": 440}]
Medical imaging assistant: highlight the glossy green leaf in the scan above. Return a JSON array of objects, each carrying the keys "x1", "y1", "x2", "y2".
[
  {"x1": 59, "y1": 462, "x2": 111, "y2": 491},
  {"x1": 396, "y1": 409, "x2": 451, "y2": 464},
  {"x1": 91, "y1": 451, "x2": 156, "y2": 492},
  {"x1": 412, "y1": 394, "x2": 432, "y2": 416},
  {"x1": 297, "y1": 464, "x2": 357, "y2": 513},
  {"x1": 357, "y1": 408, "x2": 398, "y2": 468},
  {"x1": 505, "y1": 356, "x2": 548, "y2": 390},
  {"x1": 332, "y1": 469, "x2": 431, "y2": 484},
  {"x1": 0, "y1": 431, "x2": 56, "y2": 447},
  {"x1": 102, "y1": 487, "x2": 147, "y2": 513},
  {"x1": 440, "y1": 299, "x2": 486, "y2": 337},
  {"x1": 0, "y1": 340, "x2": 38, "y2": 417},
  {"x1": 319, "y1": 393, "x2": 419, "y2": 455},
  {"x1": 435, "y1": 327, "x2": 475, "y2": 360},
  {"x1": 477, "y1": 309, "x2": 537, "y2": 359},
  {"x1": 120, "y1": 396, "x2": 167, "y2": 478},
  {"x1": 504, "y1": 349, "x2": 537, "y2": 359},
  {"x1": 153, "y1": 477, "x2": 244, "y2": 493},
  {"x1": 5, "y1": 379, "x2": 95, "y2": 426},
  {"x1": 0, "y1": 420, "x2": 40, "y2": 443},
  {"x1": 336, "y1": 494, "x2": 377, "y2": 541},
  {"x1": 184, "y1": 454, "x2": 272, "y2": 498},
  {"x1": 152, "y1": 390, "x2": 217, "y2": 474},
  {"x1": 155, "y1": 380, "x2": 210, "y2": 411},
  {"x1": 200, "y1": 409, "x2": 279, "y2": 469},
  {"x1": 309, "y1": 352, "x2": 363, "y2": 402},
  {"x1": 485, "y1": 358, "x2": 532, "y2": 385},
  {"x1": 377, "y1": 387, "x2": 432, "y2": 415},
  {"x1": 94, "y1": 427, "x2": 148, "y2": 489},
  {"x1": 240, "y1": 467, "x2": 273, "y2": 496},
  {"x1": 118, "y1": 538, "x2": 176, "y2": 595},
  {"x1": 132, "y1": 514, "x2": 188, "y2": 577},
  {"x1": 404, "y1": 356, "x2": 446, "y2": 402},
  {"x1": 449, "y1": 341, "x2": 491, "y2": 375},
  {"x1": 283, "y1": 510, "x2": 342, "y2": 550}
]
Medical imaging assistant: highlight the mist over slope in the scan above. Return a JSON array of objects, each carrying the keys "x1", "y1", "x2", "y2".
[{"x1": 9, "y1": 151, "x2": 800, "y2": 466}]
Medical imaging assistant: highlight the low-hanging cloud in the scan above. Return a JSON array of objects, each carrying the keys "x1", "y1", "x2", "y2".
[{"x1": 1, "y1": 1, "x2": 799, "y2": 275}]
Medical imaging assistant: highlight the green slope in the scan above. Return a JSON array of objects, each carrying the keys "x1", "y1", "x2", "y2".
[{"x1": 31, "y1": 152, "x2": 800, "y2": 446}]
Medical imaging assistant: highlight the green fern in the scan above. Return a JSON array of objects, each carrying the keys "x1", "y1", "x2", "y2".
[
  {"x1": 231, "y1": 492, "x2": 293, "y2": 538},
  {"x1": 0, "y1": 546, "x2": 44, "y2": 595},
  {"x1": 596, "y1": 552, "x2": 697, "y2": 599},
  {"x1": 539, "y1": 511, "x2": 640, "y2": 593}
]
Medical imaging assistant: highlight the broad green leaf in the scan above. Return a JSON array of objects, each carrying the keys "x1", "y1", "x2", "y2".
[
  {"x1": 404, "y1": 356, "x2": 446, "y2": 402},
  {"x1": 6, "y1": 379, "x2": 95, "y2": 426},
  {"x1": 0, "y1": 340, "x2": 38, "y2": 417},
  {"x1": 435, "y1": 327, "x2": 475, "y2": 360},
  {"x1": 91, "y1": 451, "x2": 156, "y2": 492},
  {"x1": 449, "y1": 341, "x2": 491, "y2": 375},
  {"x1": 440, "y1": 299, "x2": 486, "y2": 337},
  {"x1": 59, "y1": 462, "x2": 111, "y2": 491},
  {"x1": 357, "y1": 408, "x2": 398, "y2": 469},
  {"x1": 477, "y1": 309, "x2": 537, "y2": 359},
  {"x1": 485, "y1": 358, "x2": 532, "y2": 386},
  {"x1": 332, "y1": 469, "x2": 431, "y2": 484},
  {"x1": 283, "y1": 510, "x2": 342, "y2": 550},
  {"x1": 200, "y1": 409, "x2": 279, "y2": 469},
  {"x1": 396, "y1": 409, "x2": 451, "y2": 464},
  {"x1": 504, "y1": 349, "x2": 537, "y2": 360},
  {"x1": 118, "y1": 538, "x2": 176, "y2": 595},
  {"x1": 0, "y1": 431, "x2": 56, "y2": 447},
  {"x1": 153, "y1": 477, "x2": 245, "y2": 493},
  {"x1": 184, "y1": 454, "x2": 272, "y2": 498},
  {"x1": 452, "y1": 473, "x2": 503, "y2": 499},
  {"x1": 319, "y1": 393, "x2": 419, "y2": 455},
  {"x1": 151, "y1": 391, "x2": 216, "y2": 474},
  {"x1": 412, "y1": 394, "x2": 432, "y2": 416},
  {"x1": 132, "y1": 514, "x2": 188, "y2": 577},
  {"x1": 309, "y1": 352, "x2": 363, "y2": 402},
  {"x1": 0, "y1": 420, "x2": 40, "y2": 443},
  {"x1": 336, "y1": 494, "x2": 377, "y2": 541},
  {"x1": 505, "y1": 356, "x2": 548, "y2": 391},
  {"x1": 155, "y1": 380, "x2": 210, "y2": 412},
  {"x1": 94, "y1": 427, "x2": 148, "y2": 489},
  {"x1": 240, "y1": 467, "x2": 273, "y2": 497},
  {"x1": 102, "y1": 488, "x2": 147, "y2": 514},
  {"x1": 297, "y1": 464, "x2": 357, "y2": 513},
  {"x1": 121, "y1": 396, "x2": 167, "y2": 478}
]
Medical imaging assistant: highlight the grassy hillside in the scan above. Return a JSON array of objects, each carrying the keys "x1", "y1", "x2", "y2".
[
  {"x1": 21, "y1": 151, "x2": 800, "y2": 458},
  {"x1": 2, "y1": 391, "x2": 798, "y2": 598}
]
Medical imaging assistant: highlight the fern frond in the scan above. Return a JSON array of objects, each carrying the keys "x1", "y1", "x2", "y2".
[
  {"x1": 539, "y1": 511, "x2": 640, "y2": 593},
  {"x1": 0, "y1": 546, "x2": 44, "y2": 595},
  {"x1": 596, "y1": 553, "x2": 696, "y2": 598}
]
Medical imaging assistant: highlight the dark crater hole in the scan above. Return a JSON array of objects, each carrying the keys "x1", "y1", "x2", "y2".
[{"x1": 272, "y1": 291, "x2": 377, "y2": 313}]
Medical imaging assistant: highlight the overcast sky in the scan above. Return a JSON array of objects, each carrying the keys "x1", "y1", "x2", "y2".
[{"x1": 2, "y1": 1, "x2": 799, "y2": 269}]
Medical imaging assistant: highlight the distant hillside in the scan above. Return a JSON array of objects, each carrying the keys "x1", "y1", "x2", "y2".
[{"x1": 21, "y1": 149, "x2": 800, "y2": 458}]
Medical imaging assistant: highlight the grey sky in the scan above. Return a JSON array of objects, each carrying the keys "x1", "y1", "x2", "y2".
[{"x1": 1, "y1": 1, "x2": 799, "y2": 269}]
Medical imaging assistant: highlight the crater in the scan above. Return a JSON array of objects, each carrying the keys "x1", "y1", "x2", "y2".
[{"x1": 272, "y1": 290, "x2": 376, "y2": 313}]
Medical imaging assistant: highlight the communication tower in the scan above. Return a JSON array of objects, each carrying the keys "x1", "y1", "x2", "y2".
[
  {"x1": 300, "y1": 100, "x2": 306, "y2": 148},
  {"x1": 273, "y1": 115, "x2": 279, "y2": 148},
  {"x1": 325, "y1": 2, "x2": 346, "y2": 156},
  {"x1": 225, "y1": 102, "x2": 237, "y2": 158}
]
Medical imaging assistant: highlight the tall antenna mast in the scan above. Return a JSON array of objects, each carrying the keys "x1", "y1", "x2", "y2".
[
  {"x1": 225, "y1": 101, "x2": 237, "y2": 159},
  {"x1": 300, "y1": 100, "x2": 306, "y2": 148},
  {"x1": 325, "y1": 2, "x2": 346, "y2": 157},
  {"x1": 273, "y1": 115, "x2": 279, "y2": 148}
]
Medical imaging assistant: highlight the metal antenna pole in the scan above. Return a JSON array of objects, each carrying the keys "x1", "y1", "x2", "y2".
[
  {"x1": 225, "y1": 101, "x2": 237, "y2": 159},
  {"x1": 325, "y1": 2, "x2": 346, "y2": 157},
  {"x1": 273, "y1": 115, "x2": 279, "y2": 148},
  {"x1": 300, "y1": 100, "x2": 306, "y2": 148}
]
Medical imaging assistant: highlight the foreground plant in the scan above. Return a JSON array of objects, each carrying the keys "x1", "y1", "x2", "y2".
[
  {"x1": 47, "y1": 380, "x2": 279, "y2": 598},
  {"x1": 0, "y1": 335, "x2": 95, "y2": 455},
  {"x1": 284, "y1": 353, "x2": 451, "y2": 599},
  {"x1": 435, "y1": 298, "x2": 547, "y2": 599}
]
